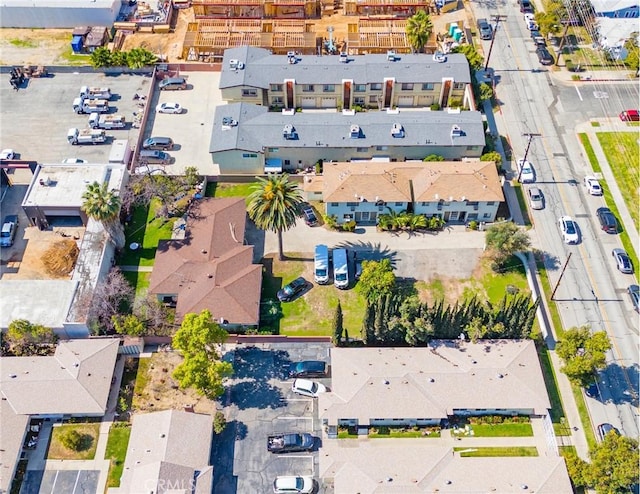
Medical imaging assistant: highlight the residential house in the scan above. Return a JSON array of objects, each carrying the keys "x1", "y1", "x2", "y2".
[
  {"x1": 209, "y1": 103, "x2": 485, "y2": 175},
  {"x1": 590, "y1": 0, "x2": 639, "y2": 17},
  {"x1": 308, "y1": 160, "x2": 503, "y2": 225},
  {"x1": 0, "y1": 339, "x2": 120, "y2": 493},
  {"x1": 594, "y1": 17, "x2": 639, "y2": 58},
  {"x1": 342, "y1": 0, "x2": 430, "y2": 17},
  {"x1": 148, "y1": 197, "x2": 262, "y2": 329},
  {"x1": 0, "y1": 0, "x2": 120, "y2": 28},
  {"x1": 109, "y1": 410, "x2": 214, "y2": 494},
  {"x1": 192, "y1": 0, "x2": 319, "y2": 19},
  {"x1": 219, "y1": 46, "x2": 474, "y2": 111},
  {"x1": 319, "y1": 341, "x2": 552, "y2": 431}
]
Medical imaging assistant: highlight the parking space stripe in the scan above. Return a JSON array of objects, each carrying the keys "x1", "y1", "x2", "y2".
[{"x1": 71, "y1": 471, "x2": 81, "y2": 494}]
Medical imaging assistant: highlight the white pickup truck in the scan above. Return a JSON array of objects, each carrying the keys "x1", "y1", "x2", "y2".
[
  {"x1": 67, "y1": 128, "x2": 107, "y2": 145},
  {"x1": 72, "y1": 97, "x2": 109, "y2": 115},
  {"x1": 79, "y1": 86, "x2": 112, "y2": 100},
  {"x1": 88, "y1": 113, "x2": 126, "y2": 130}
]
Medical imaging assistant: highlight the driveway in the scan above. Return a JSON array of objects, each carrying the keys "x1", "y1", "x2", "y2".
[
  {"x1": 212, "y1": 342, "x2": 332, "y2": 494},
  {"x1": 246, "y1": 221, "x2": 487, "y2": 281}
]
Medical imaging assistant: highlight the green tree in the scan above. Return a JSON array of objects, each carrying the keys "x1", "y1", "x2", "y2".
[
  {"x1": 563, "y1": 450, "x2": 590, "y2": 488},
  {"x1": 464, "y1": 317, "x2": 489, "y2": 343},
  {"x1": 110, "y1": 50, "x2": 128, "y2": 67},
  {"x1": 480, "y1": 151, "x2": 503, "y2": 165},
  {"x1": 585, "y1": 433, "x2": 639, "y2": 493},
  {"x1": 406, "y1": 10, "x2": 433, "y2": 53},
  {"x1": 126, "y1": 47, "x2": 158, "y2": 69},
  {"x1": 81, "y1": 181, "x2": 125, "y2": 249},
  {"x1": 213, "y1": 411, "x2": 227, "y2": 434},
  {"x1": 423, "y1": 154, "x2": 445, "y2": 161},
  {"x1": 333, "y1": 301, "x2": 344, "y2": 346},
  {"x1": 356, "y1": 259, "x2": 396, "y2": 302},
  {"x1": 624, "y1": 34, "x2": 639, "y2": 75},
  {"x1": 452, "y1": 44, "x2": 484, "y2": 72},
  {"x1": 59, "y1": 429, "x2": 86, "y2": 451},
  {"x1": 477, "y1": 81, "x2": 494, "y2": 103},
  {"x1": 484, "y1": 222, "x2": 531, "y2": 268},
  {"x1": 247, "y1": 174, "x2": 304, "y2": 261},
  {"x1": 90, "y1": 47, "x2": 112, "y2": 68},
  {"x1": 112, "y1": 314, "x2": 146, "y2": 336},
  {"x1": 556, "y1": 326, "x2": 611, "y2": 386},
  {"x1": 6, "y1": 319, "x2": 57, "y2": 346},
  {"x1": 172, "y1": 310, "x2": 233, "y2": 399}
]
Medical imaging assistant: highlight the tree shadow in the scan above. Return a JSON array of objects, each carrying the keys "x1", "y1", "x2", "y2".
[
  {"x1": 599, "y1": 362, "x2": 639, "y2": 408},
  {"x1": 331, "y1": 240, "x2": 399, "y2": 268},
  {"x1": 538, "y1": 250, "x2": 561, "y2": 272},
  {"x1": 211, "y1": 419, "x2": 241, "y2": 494}
]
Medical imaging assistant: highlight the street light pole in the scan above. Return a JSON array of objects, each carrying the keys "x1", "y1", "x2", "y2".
[
  {"x1": 516, "y1": 132, "x2": 542, "y2": 182},
  {"x1": 484, "y1": 15, "x2": 508, "y2": 71}
]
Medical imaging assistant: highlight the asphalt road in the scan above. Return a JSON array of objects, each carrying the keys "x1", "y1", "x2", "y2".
[{"x1": 471, "y1": 0, "x2": 639, "y2": 440}]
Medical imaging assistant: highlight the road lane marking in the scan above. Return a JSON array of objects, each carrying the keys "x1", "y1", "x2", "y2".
[
  {"x1": 276, "y1": 416, "x2": 313, "y2": 420},
  {"x1": 575, "y1": 86, "x2": 583, "y2": 101}
]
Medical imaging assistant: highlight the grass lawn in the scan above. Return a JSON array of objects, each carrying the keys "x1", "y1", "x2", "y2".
[
  {"x1": 454, "y1": 423, "x2": 533, "y2": 437},
  {"x1": 48, "y1": 424, "x2": 100, "y2": 460},
  {"x1": 512, "y1": 183, "x2": 532, "y2": 227},
  {"x1": 118, "y1": 201, "x2": 174, "y2": 267},
  {"x1": 132, "y1": 357, "x2": 151, "y2": 409},
  {"x1": 455, "y1": 446, "x2": 538, "y2": 457},
  {"x1": 537, "y1": 347, "x2": 567, "y2": 430},
  {"x1": 573, "y1": 385, "x2": 597, "y2": 449},
  {"x1": 208, "y1": 182, "x2": 254, "y2": 200},
  {"x1": 105, "y1": 425, "x2": 132, "y2": 488},
  {"x1": 370, "y1": 430, "x2": 440, "y2": 438},
  {"x1": 122, "y1": 271, "x2": 151, "y2": 298}
]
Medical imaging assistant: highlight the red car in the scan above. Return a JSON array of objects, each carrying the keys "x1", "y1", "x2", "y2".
[{"x1": 619, "y1": 110, "x2": 639, "y2": 122}]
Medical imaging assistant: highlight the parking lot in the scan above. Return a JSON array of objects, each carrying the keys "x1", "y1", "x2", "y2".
[
  {"x1": 212, "y1": 342, "x2": 332, "y2": 494},
  {"x1": 0, "y1": 70, "x2": 222, "y2": 175}
]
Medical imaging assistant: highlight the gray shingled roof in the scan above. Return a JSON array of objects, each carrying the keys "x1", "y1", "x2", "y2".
[
  {"x1": 210, "y1": 103, "x2": 485, "y2": 153},
  {"x1": 219, "y1": 46, "x2": 472, "y2": 89}
]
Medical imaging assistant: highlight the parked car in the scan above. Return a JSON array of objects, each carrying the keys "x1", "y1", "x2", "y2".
[
  {"x1": 524, "y1": 13, "x2": 538, "y2": 30},
  {"x1": 628, "y1": 285, "x2": 640, "y2": 312},
  {"x1": 292, "y1": 378, "x2": 327, "y2": 398},
  {"x1": 142, "y1": 136, "x2": 174, "y2": 150},
  {"x1": 584, "y1": 382, "x2": 600, "y2": 399},
  {"x1": 277, "y1": 277, "x2": 307, "y2": 302},
  {"x1": 268, "y1": 433, "x2": 315, "y2": 453},
  {"x1": 584, "y1": 176, "x2": 603, "y2": 195},
  {"x1": 612, "y1": 248, "x2": 633, "y2": 274},
  {"x1": 536, "y1": 46, "x2": 554, "y2": 65},
  {"x1": 619, "y1": 109, "x2": 639, "y2": 122},
  {"x1": 530, "y1": 30, "x2": 546, "y2": 46},
  {"x1": 0, "y1": 149, "x2": 15, "y2": 160},
  {"x1": 156, "y1": 102, "x2": 183, "y2": 114},
  {"x1": 61, "y1": 158, "x2": 88, "y2": 164},
  {"x1": 158, "y1": 77, "x2": 187, "y2": 91},
  {"x1": 596, "y1": 207, "x2": 618, "y2": 233},
  {"x1": 0, "y1": 215, "x2": 19, "y2": 247},
  {"x1": 477, "y1": 18, "x2": 493, "y2": 40},
  {"x1": 597, "y1": 423, "x2": 619, "y2": 441},
  {"x1": 519, "y1": 0, "x2": 533, "y2": 12},
  {"x1": 527, "y1": 186, "x2": 544, "y2": 210},
  {"x1": 558, "y1": 216, "x2": 579, "y2": 244},
  {"x1": 301, "y1": 205, "x2": 318, "y2": 226},
  {"x1": 517, "y1": 159, "x2": 535, "y2": 183},
  {"x1": 289, "y1": 360, "x2": 327, "y2": 378},
  {"x1": 273, "y1": 476, "x2": 314, "y2": 494}
]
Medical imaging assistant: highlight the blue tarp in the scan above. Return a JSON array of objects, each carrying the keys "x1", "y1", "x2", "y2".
[
  {"x1": 71, "y1": 35, "x2": 83, "y2": 53},
  {"x1": 265, "y1": 158, "x2": 283, "y2": 173}
]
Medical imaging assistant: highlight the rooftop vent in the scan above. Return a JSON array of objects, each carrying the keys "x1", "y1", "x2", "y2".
[
  {"x1": 339, "y1": 52, "x2": 348, "y2": 63},
  {"x1": 391, "y1": 123, "x2": 404, "y2": 138},
  {"x1": 387, "y1": 50, "x2": 397, "y2": 61},
  {"x1": 496, "y1": 373, "x2": 504, "y2": 379},
  {"x1": 287, "y1": 51, "x2": 298, "y2": 64},
  {"x1": 221, "y1": 117, "x2": 238, "y2": 130},
  {"x1": 283, "y1": 124, "x2": 297, "y2": 140},
  {"x1": 433, "y1": 51, "x2": 447, "y2": 63},
  {"x1": 451, "y1": 125, "x2": 465, "y2": 138},
  {"x1": 349, "y1": 124, "x2": 361, "y2": 138},
  {"x1": 229, "y1": 59, "x2": 244, "y2": 70}
]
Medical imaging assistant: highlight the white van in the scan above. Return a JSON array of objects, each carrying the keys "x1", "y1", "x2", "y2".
[
  {"x1": 333, "y1": 248, "x2": 349, "y2": 289},
  {"x1": 314, "y1": 244, "x2": 330, "y2": 284}
]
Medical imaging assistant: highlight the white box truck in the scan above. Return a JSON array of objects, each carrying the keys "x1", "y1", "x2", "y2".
[
  {"x1": 73, "y1": 97, "x2": 109, "y2": 114},
  {"x1": 108, "y1": 139, "x2": 132, "y2": 165},
  {"x1": 314, "y1": 244, "x2": 330, "y2": 284},
  {"x1": 79, "y1": 86, "x2": 112, "y2": 100},
  {"x1": 67, "y1": 128, "x2": 107, "y2": 145},
  {"x1": 333, "y1": 248, "x2": 349, "y2": 289},
  {"x1": 88, "y1": 113, "x2": 126, "y2": 130}
]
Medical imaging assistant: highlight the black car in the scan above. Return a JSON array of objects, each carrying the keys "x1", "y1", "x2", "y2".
[
  {"x1": 477, "y1": 18, "x2": 493, "y2": 40},
  {"x1": 597, "y1": 423, "x2": 619, "y2": 441},
  {"x1": 628, "y1": 285, "x2": 640, "y2": 313},
  {"x1": 596, "y1": 207, "x2": 618, "y2": 233},
  {"x1": 301, "y1": 206, "x2": 318, "y2": 226},
  {"x1": 289, "y1": 360, "x2": 327, "y2": 378},
  {"x1": 536, "y1": 46, "x2": 554, "y2": 65},
  {"x1": 277, "y1": 277, "x2": 308, "y2": 302}
]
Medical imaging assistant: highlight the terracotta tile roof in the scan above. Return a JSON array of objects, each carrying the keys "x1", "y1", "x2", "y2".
[
  {"x1": 149, "y1": 198, "x2": 262, "y2": 325},
  {"x1": 322, "y1": 161, "x2": 503, "y2": 204}
]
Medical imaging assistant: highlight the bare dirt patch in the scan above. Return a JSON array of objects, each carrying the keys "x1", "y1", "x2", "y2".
[
  {"x1": 133, "y1": 351, "x2": 217, "y2": 416},
  {"x1": 0, "y1": 29, "x2": 75, "y2": 66}
]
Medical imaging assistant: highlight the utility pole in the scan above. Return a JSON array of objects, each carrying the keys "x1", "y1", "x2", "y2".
[
  {"x1": 551, "y1": 252, "x2": 572, "y2": 300},
  {"x1": 516, "y1": 132, "x2": 542, "y2": 182},
  {"x1": 484, "y1": 15, "x2": 508, "y2": 71},
  {"x1": 554, "y1": 21, "x2": 572, "y2": 66}
]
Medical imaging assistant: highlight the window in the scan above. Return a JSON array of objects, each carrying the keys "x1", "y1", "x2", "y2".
[
  {"x1": 483, "y1": 213, "x2": 491, "y2": 219},
  {"x1": 242, "y1": 153, "x2": 257, "y2": 158},
  {"x1": 267, "y1": 148, "x2": 279, "y2": 152},
  {"x1": 284, "y1": 159, "x2": 290, "y2": 166},
  {"x1": 421, "y1": 202, "x2": 428, "y2": 206},
  {"x1": 271, "y1": 96, "x2": 283, "y2": 105},
  {"x1": 369, "y1": 95, "x2": 378, "y2": 104},
  {"x1": 467, "y1": 201, "x2": 478, "y2": 207},
  {"x1": 401, "y1": 83, "x2": 414, "y2": 90},
  {"x1": 330, "y1": 202, "x2": 338, "y2": 207},
  {"x1": 395, "y1": 202, "x2": 403, "y2": 206},
  {"x1": 270, "y1": 84, "x2": 283, "y2": 92},
  {"x1": 486, "y1": 201, "x2": 496, "y2": 206},
  {"x1": 354, "y1": 97, "x2": 365, "y2": 105},
  {"x1": 376, "y1": 145, "x2": 388, "y2": 151},
  {"x1": 453, "y1": 82, "x2": 465, "y2": 90},
  {"x1": 302, "y1": 84, "x2": 314, "y2": 92},
  {"x1": 323, "y1": 84, "x2": 335, "y2": 92},
  {"x1": 241, "y1": 88, "x2": 257, "y2": 97},
  {"x1": 370, "y1": 83, "x2": 382, "y2": 90},
  {"x1": 354, "y1": 84, "x2": 366, "y2": 92},
  {"x1": 347, "y1": 202, "x2": 357, "y2": 207},
  {"x1": 422, "y1": 83, "x2": 434, "y2": 90},
  {"x1": 356, "y1": 147, "x2": 367, "y2": 152},
  {"x1": 467, "y1": 146, "x2": 479, "y2": 151}
]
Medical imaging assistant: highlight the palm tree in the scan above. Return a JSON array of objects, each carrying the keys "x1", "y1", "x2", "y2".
[
  {"x1": 406, "y1": 10, "x2": 433, "y2": 53},
  {"x1": 247, "y1": 174, "x2": 304, "y2": 261},
  {"x1": 81, "y1": 181, "x2": 125, "y2": 249},
  {"x1": 126, "y1": 48, "x2": 158, "y2": 69},
  {"x1": 90, "y1": 47, "x2": 112, "y2": 68}
]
